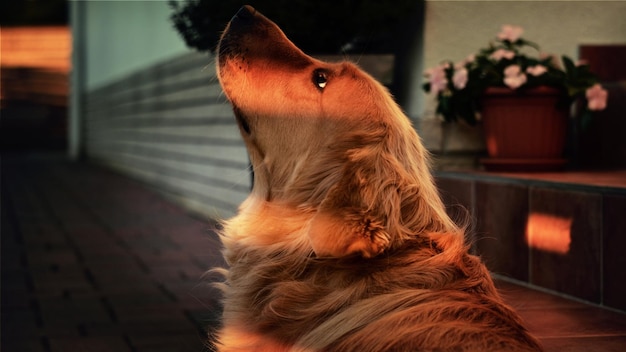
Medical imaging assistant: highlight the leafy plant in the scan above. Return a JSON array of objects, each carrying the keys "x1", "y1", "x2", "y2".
[{"x1": 169, "y1": 0, "x2": 419, "y2": 54}]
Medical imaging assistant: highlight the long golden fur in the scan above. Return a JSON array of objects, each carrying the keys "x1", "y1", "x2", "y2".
[{"x1": 214, "y1": 5, "x2": 542, "y2": 352}]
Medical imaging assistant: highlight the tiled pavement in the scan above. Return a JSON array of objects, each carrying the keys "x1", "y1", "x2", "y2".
[
  {"x1": 2, "y1": 153, "x2": 626, "y2": 351},
  {"x1": 2, "y1": 154, "x2": 223, "y2": 351}
]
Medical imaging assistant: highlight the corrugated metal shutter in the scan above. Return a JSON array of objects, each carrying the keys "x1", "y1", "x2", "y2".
[{"x1": 84, "y1": 52, "x2": 250, "y2": 219}]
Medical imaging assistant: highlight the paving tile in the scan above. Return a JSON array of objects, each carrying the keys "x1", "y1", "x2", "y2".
[
  {"x1": 94, "y1": 281, "x2": 164, "y2": 297},
  {"x1": 106, "y1": 290, "x2": 173, "y2": 308},
  {"x1": 116, "y1": 319, "x2": 198, "y2": 335},
  {"x1": 519, "y1": 306, "x2": 626, "y2": 338},
  {"x1": 133, "y1": 248, "x2": 191, "y2": 265},
  {"x1": 79, "y1": 246, "x2": 133, "y2": 264},
  {"x1": 38, "y1": 295, "x2": 113, "y2": 327},
  {"x1": 2, "y1": 287, "x2": 33, "y2": 310},
  {"x1": 168, "y1": 281, "x2": 223, "y2": 312},
  {"x1": 1, "y1": 339, "x2": 48, "y2": 352},
  {"x1": 21, "y1": 226, "x2": 67, "y2": 247},
  {"x1": 128, "y1": 333, "x2": 208, "y2": 352},
  {"x1": 30, "y1": 266, "x2": 94, "y2": 294},
  {"x1": 1, "y1": 307, "x2": 42, "y2": 339},
  {"x1": 148, "y1": 263, "x2": 207, "y2": 286},
  {"x1": 64, "y1": 225, "x2": 112, "y2": 245},
  {"x1": 48, "y1": 336, "x2": 132, "y2": 352},
  {"x1": 87, "y1": 261, "x2": 151, "y2": 285},
  {"x1": 498, "y1": 280, "x2": 626, "y2": 351},
  {"x1": 81, "y1": 252, "x2": 139, "y2": 268},
  {"x1": 186, "y1": 308, "x2": 222, "y2": 330},
  {"x1": 1, "y1": 254, "x2": 27, "y2": 276},
  {"x1": 1, "y1": 268, "x2": 31, "y2": 297},
  {"x1": 113, "y1": 304, "x2": 190, "y2": 324},
  {"x1": 26, "y1": 248, "x2": 80, "y2": 269},
  {"x1": 495, "y1": 280, "x2": 588, "y2": 311},
  {"x1": 540, "y1": 335, "x2": 626, "y2": 352}
]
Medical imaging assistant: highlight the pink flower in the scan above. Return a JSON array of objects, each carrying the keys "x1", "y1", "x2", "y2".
[
  {"x1": 497, "y1": 25, "x2": 524, "y2": 42},
  {"x1": 425, "y1": 65, "x2": 448, "y2": 95},
  {"x1": 503, "y1": 65, "x2": 527, "y2": 89},
  {"x1": 586, "y1": 84, "x2": 608, "y2": 111},
  {"x1": 452, "y1": 68, "x2": 468, "y2": 90},
  {"x1": 504, "y1": 65, "x2": 522, "y2": 76},
  {"x1": 526, "y1": 65, "x2": 548, "y2": 76},
  {"x1": 490, "y1": 49, "x2": 516, "y2": 61}
]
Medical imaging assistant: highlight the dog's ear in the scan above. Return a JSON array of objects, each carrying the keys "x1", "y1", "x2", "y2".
[
  {"x1": 307, "y1": 151, "x2": 397, "y2": 258},
  {"x1": 308, "y1": 202, "x2": 391, "y2": 259}
]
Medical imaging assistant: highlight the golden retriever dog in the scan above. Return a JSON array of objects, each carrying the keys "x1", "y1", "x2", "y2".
[{"x1": 214, "y1": 5, "x2": 542, "y2": 352}]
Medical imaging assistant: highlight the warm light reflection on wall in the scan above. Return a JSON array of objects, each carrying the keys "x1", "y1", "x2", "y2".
[
  {"x1": 1, "y1": 27, "x2": 70, "y2": 106},
  {"x1": 526, "y1": 213, "x2": 572, "y2": 255},
  {"x1": 486, "y1": 136, "x2": 498, "y2": 156},
  {"x1": 1, "y1": 26, "x2": 70, "y2": 71}
]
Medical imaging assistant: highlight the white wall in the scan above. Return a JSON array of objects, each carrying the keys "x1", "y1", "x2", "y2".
[
  {"x1": 83, "y1": 0, "x2": 189, "y2": 90},
  {"x1": 412, "y1": 0, "x2": 626, "y2": 152},
  {"x1": 70, "y1": 0, "x2": 250, "y2": 219}
]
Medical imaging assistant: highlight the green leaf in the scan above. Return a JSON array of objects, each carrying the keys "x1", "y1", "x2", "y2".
[
  {"x1": 562, "y1": 55, "x2": 577, "y2": 76},
  {"x1": 519, "y1": 39, "x2": 540, "y2": 51}
]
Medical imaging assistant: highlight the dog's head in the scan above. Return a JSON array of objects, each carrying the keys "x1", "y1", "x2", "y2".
[{"x1": 217, "y1": 6, "x2": 456, "y2": 258}]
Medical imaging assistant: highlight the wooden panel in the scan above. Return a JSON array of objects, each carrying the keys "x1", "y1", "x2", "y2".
[{"x1": 579, "y1": 45, "x2": 626, "y2": 82}]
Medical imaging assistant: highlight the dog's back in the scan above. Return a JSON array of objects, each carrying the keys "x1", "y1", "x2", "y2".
[{"x1": 219, "y1": 233, "x2": 541, "y2": 351}]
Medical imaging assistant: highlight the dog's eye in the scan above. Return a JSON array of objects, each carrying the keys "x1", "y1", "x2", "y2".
[{"x1": 313, "y1": 70, "x2": 328, "y2": 89}]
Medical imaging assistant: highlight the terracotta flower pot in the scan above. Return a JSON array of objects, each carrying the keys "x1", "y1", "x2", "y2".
[{"x1": 480, "y1": 86, "x2": 569, "y2": 171}]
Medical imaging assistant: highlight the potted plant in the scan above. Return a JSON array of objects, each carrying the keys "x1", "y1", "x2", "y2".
[{"x1": 423, "y1": 25, "x2": 608, "y2": 171}]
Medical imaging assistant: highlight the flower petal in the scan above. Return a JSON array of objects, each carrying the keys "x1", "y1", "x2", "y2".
[
  {"x1": 504, "y1": 65, "x2": 522, "y2": 77},
  {"x1": 497, "y1": 25, "x2": 524, "y2": 42},
  {"x1": 526, "y1": 65, "x2": 548, "y2": 76},
  {"x1": 453, "y1": 68, "x2": 468, "y2": 90},
  {"x1": 504, "y1": 72, "x2": 527, "y2": 89},
  {"x1": 586, "y1": 84, "x2": 608, "y2": 111}
]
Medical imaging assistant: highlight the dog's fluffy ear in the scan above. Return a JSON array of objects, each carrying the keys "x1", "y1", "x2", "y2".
[
  {"x1": 307, "y1": 152, "x2": 397, "y2": 258},
  {"x1": 305, "y1": 115, "x2": 456, "y2": 258},
  {"x1": 308, "y1": 206, "x2": 391, "y2": 259}
]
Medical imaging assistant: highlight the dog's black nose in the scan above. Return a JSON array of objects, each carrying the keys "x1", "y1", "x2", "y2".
[
  {"x1": 227, "y1": 5, "x2": 256, "y2": 33},
  {"x1": 235, "y1": 5, "x2": 255, "y2": 21}
]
